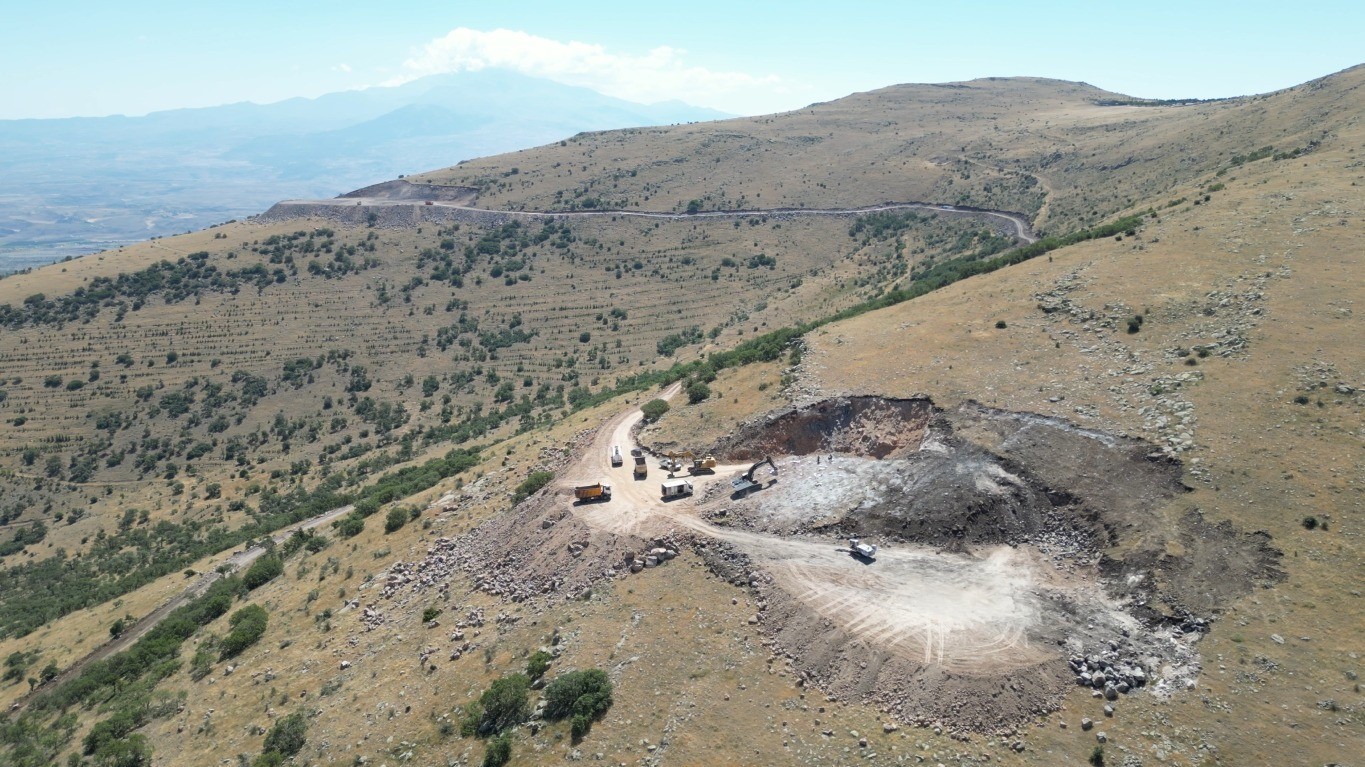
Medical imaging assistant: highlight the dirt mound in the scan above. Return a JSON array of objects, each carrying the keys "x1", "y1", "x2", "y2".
[
  {"x1": 834, "y1": 442, "x2": 1057, "y2": 546},
  {"x1": 945, "y1": 402, "x2": 1190, "y2": 545},
  {"x1": 760, "y1": 584, "x2": 1073, "y2": 731},
  {"x1": 451, "y1": 488, "x2": 655, "y2": 603},
  {"x1": 1101, "y1": 510, "x2": 1286, "y2": 622},
  {"x1": 338, "y1": 179, "x2": 479, "y2": 203},
  {"x1": 714, "y1": 396, "x2": 935, "y2": 461}
]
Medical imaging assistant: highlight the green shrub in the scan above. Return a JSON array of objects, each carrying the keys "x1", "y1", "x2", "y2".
[
  {"x1": 1302, "y1": 516, "x2": 1319, "y2": 530},
  {"x1": 571, "y1": 713, "x2": 591, "y2": 741},
  {"x1": 262, "y1": 710, "x2": 308, "y2": 758},
  {"x1": 1089, "y1": 745, "x2": 1105, "y2": 766},
  {"x1": 481, "y1": 732, "x2": 512, "y2": 767},
  {"x1": 641, "y1": 399, "x2": 670, "y2": 422},
  {"x1": 994, "y1": 320, "x2": 1007, "y2": 329},
  {"x1": 543, "y1": 668, "x2": 613, "y2": 739},
  {"x1": 92, "y1": 733, "x2": 152, "y2": 767},
  {"x1": 422, "y1": 607, "x2": 442, "y2": 624},
  {"x1": 219, "y1": 604, "x2": 268, "y2": 660},
  {"x1": 335, "y1": 512, "x2": 365, "y2": 538},
  {"x1": 84, "y1": 707, "x2": 147, "y2": 754},
  {"x1": 512, "y1": 471, "x2": 555, "y2": 504},
  {"x1": 526, "y1": 650, "x2": 552, "y2": 679},
  {"x1": 384, "y1": 507, "x2": 408, "y2": 534},
  {"x1": 685, "y1": 382, "x2": 711, "y2": 404},
  {"x1": 242, "y1": 554, "x2": 283, "y2": 590},
  {"x1": 461, "y1": 674, "x2": 530, "y2": 737}
]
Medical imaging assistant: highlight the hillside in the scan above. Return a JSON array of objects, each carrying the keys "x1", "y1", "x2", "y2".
[
  {"x1": 0, "y1": 70, "x2": 728, "y2": 271},
  {"x1": 0, "y1": 67, "x2": 1361, "y2": 767},
  {"x1": 415, "y1": 68, "x2": 1360, "y2": 235}
]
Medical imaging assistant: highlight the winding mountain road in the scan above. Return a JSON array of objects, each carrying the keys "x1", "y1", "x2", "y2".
[{"x1": 270, "y1": 195, "x2": 1039, "y2": 244}]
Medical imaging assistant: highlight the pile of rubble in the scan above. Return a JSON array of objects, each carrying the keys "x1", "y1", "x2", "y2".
[
  {"x1": 379, "y1": 537, "x2": 460, "y2": 600},
  {"x1": 622, "y1": 546, "x2": 677, "y2": 573},
  {"x1": 1069, "y1": 645, "x2": 1149, "y2": 700}
]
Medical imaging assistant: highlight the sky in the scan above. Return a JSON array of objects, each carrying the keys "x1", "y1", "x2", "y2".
[{"x1": 2, "y1": 0, "x2": 1362, "y2": 120}]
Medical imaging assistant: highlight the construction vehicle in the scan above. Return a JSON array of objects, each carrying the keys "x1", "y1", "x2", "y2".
[
  {"x1": 689, "y1": 455, "x2": 718, "y2": 474},
  {"x1": 660, "y1": 453, "x2": 685, "y2": 475},
  {"x1": 663, "y1": 450, "x2": 718, "y2": 476},
  {"x1": 633, "y1": 453, "x2": 648, "y2": 479},
  {"x1": 661, "y1": 478, "x2": 694, "y2": 499},
  {"x1": 574, "y1": 482, "x2": 612, "y2": 502},
  {"x1": 610, "y1": 446, "x2": 623, "y2": 467},
  {"x1": 731, "y1": 456, "x2": 777, "y2": 496},
  {"x1": 848, "y1": 537, "x2": 878, "y2": 561}
]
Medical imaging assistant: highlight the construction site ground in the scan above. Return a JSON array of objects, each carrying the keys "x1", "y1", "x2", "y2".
[{"x1": 446, "y1": 387, "x2": 1282, "y2": 731}]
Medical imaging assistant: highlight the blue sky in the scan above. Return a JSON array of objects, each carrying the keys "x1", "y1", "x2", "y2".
[{"x1": 4, "y1": 0, "x2": 1361, "y2": 119}]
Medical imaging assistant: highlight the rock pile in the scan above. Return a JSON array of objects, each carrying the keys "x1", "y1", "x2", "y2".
[{"x1": 1069, "y1": 647, "x2": 1148, "y2": 699}]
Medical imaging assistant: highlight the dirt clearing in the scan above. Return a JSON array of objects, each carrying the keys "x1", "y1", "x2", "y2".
[{"x1": 435, "y1": 394, "x2": 1281, "y2": 730}]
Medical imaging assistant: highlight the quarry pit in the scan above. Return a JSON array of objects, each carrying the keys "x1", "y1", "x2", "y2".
[{"x1": 447, "y1": 395, "x2": 1283, "y2": 730}]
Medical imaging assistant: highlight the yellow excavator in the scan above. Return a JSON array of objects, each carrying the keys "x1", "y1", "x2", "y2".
[{"x1": 663, "y1": 450, "x2": 718, "y2": 477}]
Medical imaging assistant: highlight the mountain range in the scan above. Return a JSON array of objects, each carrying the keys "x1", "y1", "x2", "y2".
[{"x1": 0, "y1": 70, "x2": 728, "y2": 271}]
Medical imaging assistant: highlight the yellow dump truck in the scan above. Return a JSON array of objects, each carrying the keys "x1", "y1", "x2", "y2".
[{"x1": 573, "y1": 482, "x2": 612, "y2": 502}]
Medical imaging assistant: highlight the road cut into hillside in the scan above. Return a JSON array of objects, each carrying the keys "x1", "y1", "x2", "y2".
[{"x1": 262, "y1": 179, "x2": 1038, "y2": 244}]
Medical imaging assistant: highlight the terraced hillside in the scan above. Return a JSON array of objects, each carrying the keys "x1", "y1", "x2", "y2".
[
  {"x1": 0, "y1": 184, "x2": 1025, "y2": 642},
  {"x1": 0, "y1": 67, "x2": 1361, "y2": 767}
]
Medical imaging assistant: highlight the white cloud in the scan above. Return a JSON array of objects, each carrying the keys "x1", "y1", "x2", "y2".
[
  {"x1": 333, "y1": 63, "x2": 352, "y2": 74},
  {"x1": 392, "y1": 28, "x2": 785, "y2": 113}
]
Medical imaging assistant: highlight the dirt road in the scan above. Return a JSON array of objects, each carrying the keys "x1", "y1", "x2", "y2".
[
  {"x1": 269, "y1": 196, "x2": 1039, "y2": 245},
  {"x1": 14, "y1": 502, "x2": 353, "y2": 710}
]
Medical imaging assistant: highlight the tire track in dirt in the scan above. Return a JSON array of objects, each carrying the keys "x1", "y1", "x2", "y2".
[{"x1": 562, "y1": 389, "x2": 1085, "y2": 679}]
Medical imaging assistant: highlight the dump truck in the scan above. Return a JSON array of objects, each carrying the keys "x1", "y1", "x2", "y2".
[
  {"x1": 661, "y1": 478, "x2": 694, "y2": 498},
  {"x1": 573, "y1": 482, "x2": 612, "y2": 502},
  {"x1": 731, "y1": 456, "x2": 777, "y2": 495},
  {"x1": 633, "y1": 453, "x2": 648, "y2": 479},
  {"x1": 610, "y1": 446, "x2": 623, "y2": 467},
  {"x1": 848, "y1": 537, "x2": 877, "y2": 561}
]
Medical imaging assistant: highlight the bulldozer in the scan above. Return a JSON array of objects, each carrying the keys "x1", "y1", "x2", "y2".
[
  {"x1": 663, "y1": 450, "x2": 718, "y2": 477},
  {"x1": 731, "y1": 456, "x2": 777, "y2": 496}
]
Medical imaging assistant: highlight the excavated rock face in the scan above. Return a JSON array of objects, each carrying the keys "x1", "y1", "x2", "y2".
[
  {"x1": 714, "y1": 396, "x2": 936, "y2": 461},
  {"x1": 719, "y1": 396, "x2": 1282, "y2": 618}
]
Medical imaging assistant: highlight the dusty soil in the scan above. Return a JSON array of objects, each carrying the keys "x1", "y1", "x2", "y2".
[{"x1": 437, "y1": 393, "x2": 1282, "y2": 731}]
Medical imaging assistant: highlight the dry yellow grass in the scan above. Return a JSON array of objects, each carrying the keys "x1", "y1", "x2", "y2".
[
  {"x1": 797, "y1": 117, "x2": 1364, "y2": 766},
  {"x1": 3, "y1": 67, "x2": 1364, "y2": 767}
]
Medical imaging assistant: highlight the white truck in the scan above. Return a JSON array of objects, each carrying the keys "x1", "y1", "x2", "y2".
[
  {"x1": 661, "y1": 478, "x2": 694, "y2": 499},
  {"x1": 848, "y1": 537, "x2": 877, "y2": 561},
  {"x1": 610, "y1": 445, "x2": 623, "y2": 467}
]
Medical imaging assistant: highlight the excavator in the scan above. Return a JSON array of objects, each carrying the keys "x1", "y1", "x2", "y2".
[
  {"x1": 662, "y1": 450, "x2": 719, "y2": 477},
  {"x1": 731, "y1": 456, "x2": 777, "y2": 496}
]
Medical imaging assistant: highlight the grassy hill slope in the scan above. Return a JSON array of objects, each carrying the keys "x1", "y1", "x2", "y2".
[{"x1": 0, "y1": 66, "x2": 1361, "y2": 767}]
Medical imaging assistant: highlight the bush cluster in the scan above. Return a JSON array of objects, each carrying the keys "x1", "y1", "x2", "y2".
[{"x1": 219, "y1": 604, "x2": 268, "y2": 660}]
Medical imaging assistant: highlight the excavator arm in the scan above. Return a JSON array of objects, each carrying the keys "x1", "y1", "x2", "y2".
[{"x1": 732, "y1": 456, "x2": 777, "y2": 494}]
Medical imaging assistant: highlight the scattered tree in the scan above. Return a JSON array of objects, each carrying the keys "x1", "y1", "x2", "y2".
[{"x1": 641, "y1": 399, "x2": 670, "y2": 422}]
